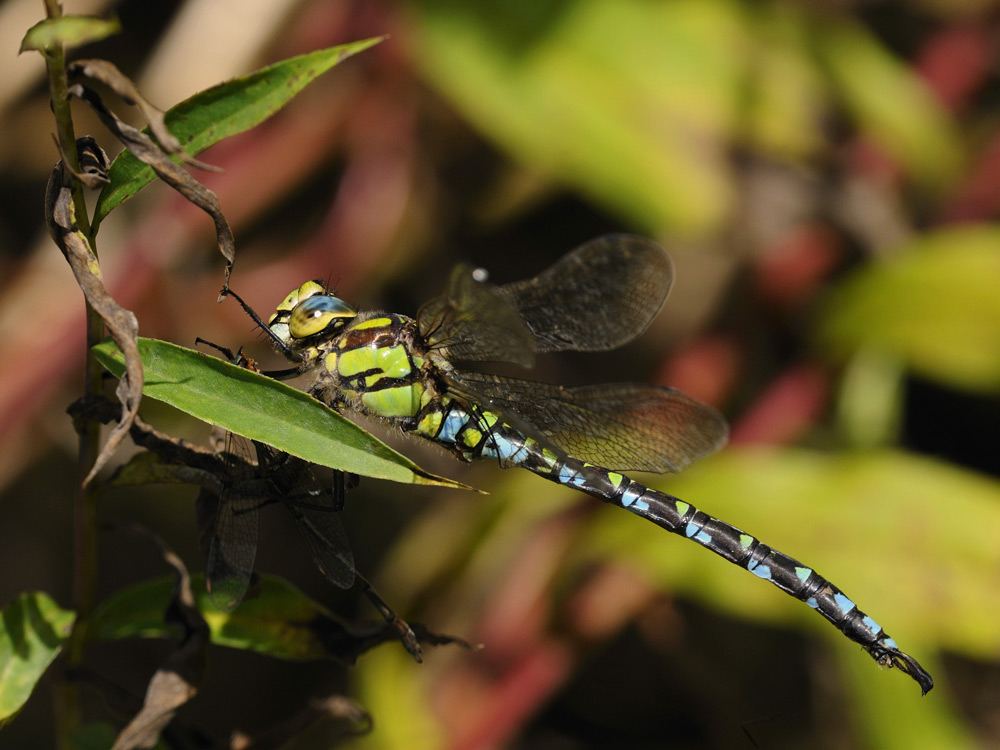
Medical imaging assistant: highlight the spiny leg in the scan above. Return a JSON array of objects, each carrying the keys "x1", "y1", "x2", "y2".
[{"x1": 356, "y1": 572, "x2": 423, "y2": 662}]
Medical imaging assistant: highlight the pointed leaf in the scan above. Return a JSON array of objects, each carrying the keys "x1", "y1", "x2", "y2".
[
  {"x1": 93, "y1": 37, "x2": 385, "y2": 226},
  {"x1": 93, "y1": 337, "x2": 470, "y2": 489}
]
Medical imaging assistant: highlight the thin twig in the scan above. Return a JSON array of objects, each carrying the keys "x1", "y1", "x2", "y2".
[{"x1": 40, "y1": 3, "x2": 102, "y2": 746}]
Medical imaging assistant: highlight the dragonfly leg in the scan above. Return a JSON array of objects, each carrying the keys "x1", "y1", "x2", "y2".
[
  {"x1": 333, "y1": 470, "x2": 346, "y2": 512},
  {"x1": 356, "y1": 572, "x2": 423, "y2": 662}
]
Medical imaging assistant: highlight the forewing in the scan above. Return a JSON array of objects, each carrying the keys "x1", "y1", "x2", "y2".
[
  {"x1": 417, "y1": 262, "x2": 536, "y2": 366},
  {"x1": 454, "y1": 372, "x2": 728, "y2": 473},
  {"x1": 500, "y1": 234, "x2": 673, "y2": 352},
  {"x1": 416, "y1": 235, "x2": 672, "y2": 364}
]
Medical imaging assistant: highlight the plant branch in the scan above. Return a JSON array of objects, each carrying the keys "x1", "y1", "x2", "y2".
[{"x1": 40, "y1": 2, "x2": 103, "y2": 746}]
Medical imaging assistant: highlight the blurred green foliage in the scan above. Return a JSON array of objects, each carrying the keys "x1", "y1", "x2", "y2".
[
  {"x1": 410, "y1": 0, "x2": 962, "y2": 233},
  {"x1": 820, "y1": 225, "x2": 1000, "y2": 393}
]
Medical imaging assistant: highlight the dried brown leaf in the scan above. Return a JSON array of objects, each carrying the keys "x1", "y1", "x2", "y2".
[
  {"x1": 109, "y1": 523, "x2": 208, "y2": 750},
  {"x1": 68, "y1": 59, "x2": 218, "y2": 172},
  {"x1": 69, "y1": 82, "x2": 236, "y2": 284},
  {"x1": 46, "y1": 157, "x2": 141, "y2": 485}
]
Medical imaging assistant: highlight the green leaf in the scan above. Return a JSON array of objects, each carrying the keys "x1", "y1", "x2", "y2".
[
  {"x1": 353, "y1": 647, "x2": 447, "y2": 750},
  {"x1": 818, "y1": 225, "x2": 1000, "y2": 394},
  {"x1": 584, "y1": 447, "x2": 1000, "y2": 661},
  {"x1": 743, "y1": 3, "x2": 826, "y2": 158},
  {"x1": 92, "y1": 37, "x2": 384, "y2": 226},
  {"x1": 835, "y1": 348, "x2": 906, "y2": 449},
  {"x1": 92, "y1": 337, "x2": 471, "y2": 489},
  {"x1": 92, "y1": 575, "x2": 380, "y2": 661},
  {"x1": 19, "y1": 15, "x2": 120, "y2": 53},
  {"x1": 410, "y1": 1, "x2": 966, "y2": 233},
  {"x1": 814, "y1": 18, "x2": 963, "y2": 187},
  {"x1": 0, "y1": 592, "x2": 76, "y2": 728},
  {"x1": 410, "y1": 0, "x2": 739, "y2": 234}
]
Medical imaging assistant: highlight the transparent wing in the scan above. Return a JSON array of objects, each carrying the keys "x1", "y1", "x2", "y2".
[
  {"x1": 451, "y1": 371, "x2": 728, "y2": 473},
  {"x1": 284, "y1": 471, "x2": 356, "y2": 590},
  {"x1": 199, "y1": 434, "x2": 261, "y2": 612},
  {"x1": 417, "y1": 262, "x2": 536, "y2": 367},
  {"x1": 250, "y1": 443, "x2": 357, "y2": 590},
  {"x1": 500, "y1": 234, "x2": 673, "y2": 353},
  {"x1": 416, "y1": 235, "x2": 673, "y2": 365}
]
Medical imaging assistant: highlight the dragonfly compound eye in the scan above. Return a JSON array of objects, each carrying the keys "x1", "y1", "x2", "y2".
[
  {"x1": 269, "y1": 281, "x2": 328, "y2": 321},
  {"x1": 289, "y1": 294, "x2": 357, "y2": 339}
]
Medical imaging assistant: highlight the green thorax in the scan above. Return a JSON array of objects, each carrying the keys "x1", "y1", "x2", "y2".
[
  {"x1": 267, "y1": 281, "x2": 441, "y2": 421},
  {"x1": 313, "y1": 312, "x2": 438, "y2": 420}
]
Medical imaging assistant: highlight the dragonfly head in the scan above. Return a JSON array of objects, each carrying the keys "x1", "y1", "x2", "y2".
[{"x1": 268, "y1": 281, "x2": 357, "y2": 345}]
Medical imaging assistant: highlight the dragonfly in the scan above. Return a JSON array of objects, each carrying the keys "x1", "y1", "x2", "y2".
[
  {"x1": 222, "y1": 234, "x2": 933, "y2": 694},
  {"x1": 195, "y1": 342, "x2": 422, "y2": 660}
]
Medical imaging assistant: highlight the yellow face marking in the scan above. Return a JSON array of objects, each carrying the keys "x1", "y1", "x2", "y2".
[
  {"x1": 269, "y1": 321, "x2": 291, "y2": 345},
  {"x1": 297, "y1": 280, "x2": 327, "y2": 298}
]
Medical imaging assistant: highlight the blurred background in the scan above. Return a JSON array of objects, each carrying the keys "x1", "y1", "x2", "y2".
[{"x1": 2, "y1": 0, "x2": 999, "y2": 747}]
